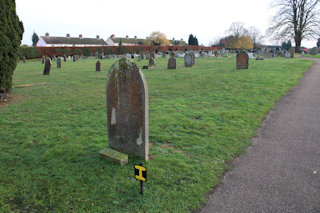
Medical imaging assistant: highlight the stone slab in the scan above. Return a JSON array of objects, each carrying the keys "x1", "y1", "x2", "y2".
[{"x1": 99, "y1": 148, "x2": 128, "y2": 166}]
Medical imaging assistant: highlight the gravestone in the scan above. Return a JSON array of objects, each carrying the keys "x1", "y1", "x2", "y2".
[
  {"x1": 104, "y1": 57, "x2": 149, "y2": 162},
  {"x1": 148, "y1": 57, "x2": 156, "y2": 68},
  {"x1": 145, "y1": 51, "x2": 150, "y2": 60},
  {"x1": 184, "y1": 53, "x2": 193, "y2": 67},
  {"x1": 310, "y1": 47, "x2": 318, "y2": 55},
  {"x1": 190, "y1": 52, "x2": 195, "y2": 65},
  {"x1": 53, "y1": 55, "x2": 56, "y2": 62},
  {"x1": 289, "y1": 48, "x2": 295, "y2": 58},
  {"x1": 264, "y1": 52, "x2": 272, "y2": 59},
  {"x1": 151, "y1": 52, "x2": 155, "y2": 59},
  {"x1": 68, "y1": 56, "x2": 71, "y2": 61},
  {"x1": 285, "y1": 51, "x2": 291, "y2": 58},
  {"x1": 236, "y1": 51, "x2": 249, "y2": 69},
  {"x1": 167, "y1": 52, "x2": 176, "y2": 69},
  {"x1": 63, "y1": 55, "x2": 67, "y2": 62},
  {"x1": 42, "y1": 56, "x2": 45, "y2": 64},
  {"x1": 96, "y1": 61, "x2": 101, "y2": 71},
  {"x1": 247, "y1": 53, "x2": 254, "y2": 58},
  {"x1": 162, "y1": 52, "x2": 166, "y2": 58},
  {"x1": 72, "y1": 55, "x2": 76, "y2": 62},
  {"x1": 140, "y1": 51, "x2": 145, "y2": 60},
  {"x1": 43, "y1": 59, "x2": 51, "y2": 75},
  {"x1": 17, "y1": 57, "x2": 20, "y2": 63},
  {"x1": 57, "y1": 57, "x2": 61, "y2": 68},
  {"x1": 22, "y1": 56, "x2": 26, "y2": 63}
]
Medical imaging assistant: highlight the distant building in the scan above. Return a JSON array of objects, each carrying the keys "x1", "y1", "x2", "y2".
[
  {"x1": 36, "y1": 33, "x2": 107, "y2": 47},
  {"x1": 106, "y1": 34, "x2": 187, "y2": 46}
]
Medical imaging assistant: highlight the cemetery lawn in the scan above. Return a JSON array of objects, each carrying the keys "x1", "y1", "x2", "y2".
[
  {"x1": 304, "y1": 54, "x2": 320, "y2": 58},
  {"x1": 0, "y1": 56, "x2": 313, "y2": 212}
]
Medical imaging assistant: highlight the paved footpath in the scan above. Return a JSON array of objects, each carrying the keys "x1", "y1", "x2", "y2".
[{"x1": 201, "y1": 58, "x2": 320, "y2": 213}]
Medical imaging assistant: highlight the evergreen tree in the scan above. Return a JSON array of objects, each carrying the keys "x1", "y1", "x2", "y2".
[
  {"x1": 119, "y1": 39, "x2": 122, "y2": 46},
  {"x1": 188, "y1": 34, "x2": 194, "y2": 45},
  {"x1": 0, "y1": 0, "x2": 24, "y2": 101},
  {"x1": 194, "y1": 36, "x2": 198, "y2": 46},
  {"x1": 32, "y1": 32, "x2": 39, "y2": 46}
]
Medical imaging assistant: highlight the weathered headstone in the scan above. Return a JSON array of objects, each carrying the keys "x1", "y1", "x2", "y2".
[
  {"x1": 63, "y1": 55, "x2": 67, "y2": 62},
  {"x1": 151, "y1": 52, "x2": 155, "y2": 59},
  {"x1": 96, "y1": 61, "x2": 101, "y2": 71},
  {"x1": 140, "y1": 51, "x2": 145, "y2": 59},
  {"x1": 162, "y1": 52, "x2": 166, "y2": 58},
  {"x1": 53, "y1": 55, "x2": 56, "y2": 62},
  {"x1": 289, "y1": 48, "x2": 295, "y2": 58},
  {"x1": 310, "y1": 47, "x2": 318, "y2": 55},
  {"x1": 137, "y1": 56, "x2": 141, "y2": 61},
  {"x1": 145, "y1": 51, "x2": 150, "y2": 60},
  {"x1": 236, "y1": 51, "x2": 249, "y2": 69},
  {"x1": 72, "y1": 55, "x2": 76, "y2": 62},
  {"x1": 17, "y1": 57, "x2": 20, "y2": 63},
  {"x1": 148, "y1": 57, "x2": 156, "y2": 68},
  {"x1": 57, "y1": 57, "x2": 61, "y2": 68},
  {"x1": 285, "y1": 51, "x2": 291, "y2": 58},
  {"x1": 42, "y1": 56, "x2": 45, "y2": 64},
  {"x1": 184, "y1": 53, "x2": 193, "y2": 67},
  {"x1": 43, "y1": 59, "x2": 51, "y2": 75},
  {"x1": 190, "y1": 52, "x2": 195, "y2": 65},
  {"x1": 167, "y1": 52, "x2": 176, "y2": 69},
  {"x1": 104, "y1": 57, "x2": 149, "y2": 162},
  {"x1": 22, "y1": 56, "x2": 26, "y2": 63}
]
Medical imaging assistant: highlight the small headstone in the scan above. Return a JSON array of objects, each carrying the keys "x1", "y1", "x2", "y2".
[
  {"x1": 256, "y1": 56, "x2": 264, "y2": 60},
  {"x1": 140, "y1": 51, "x2": 145, "y2": 60},
  {"x1": 285, "y1": 51, "x2": 291, "y2": 58},
  {"x1": 137, "y1": 56, "x2": 141, "y2": 61},
  {"x1": 53, "y1": 55, "x2": 56, "y2": 62},
  {"x1": 57, "y1": 57, "x2": 61, "y2": 68},
  {"x1": 167, "y1": 52, "x2": 176, "y2": 69},
  {"x1": 72, "y1": 55, "x2": 76, "y2": 62},
  {"x1": 43, "y1": 59, "x2": 51, "y2": 75},
  {"x1": 17, "y1": 57, "x2": 20, "y2": 63},
  {"x1": 247, "y1": 53, "x2": 254, "y2": 58},
  {"x1": 42, "y1": 56, "x2": 45, "y2": 64},
  {"x1": 184, "y1": 53, "x2": 193, "y2": 67},
  {"x1": 63, "y1": 55, "x2": 67, "y2": 62},
  {"x1": 236, "y1": 51, "x2": 249, "y2": 69},
  {"x1": 68, "y1": 56, "x2": 71, "y2": 61},
  {"x1": 105, "y1": 57, "x2": 149, "y2": 161},
  {"x1": 148, "y1": 57, "x2": 156, "y2": 68},
  {"x1": 310, "y1": 47, "x2": 318, "y2": 55},
  {"x1": 289, "y1": 48, "x2": 295, "y2": 58},
  {"x1": 145, "y1": 51, "x2": 150, "y2": 60},
  {"x1": 96, "y1": 61, "x2": 101, "y2": 71},
  {"x1": 142, "y1": 66, "x2": 148, "y2": 69},
  {"x1": 162, "y1": 52, "x2": 166, "y2": 58},
  {"x1": 22, "y1": 56, "x2": 26, "y2": 63},
  {"x1": 151, "y1": 52, "x2": 155, "y2": 59}
]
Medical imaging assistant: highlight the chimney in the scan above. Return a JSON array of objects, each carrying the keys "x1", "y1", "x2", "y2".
[
  {"x1": 181, "y1": 38, "x2": 183, "y2": 41},
  {"x1": 96, "y1": 35, "x2": 100, "y2": 39},
  {"x1": 45, "y1": 32, "x2": 49, "y2": 37},
  {"x1": 111, "y1": 34, "x2": 115, "y2": 38},
  {"x1": 126, "y1": 35, "x2": 129, "y2": 39},
  {"x1": 134, "y1": 35, "x2": 137, "y2": 39},
  {"x1": 79, "y1": 34, "x2": 83, "y2": 39},
  {"x1": 66, "y1": 34, "x2": 70, "y2": 38},
  {"x1": 172, "y1": 38, "x2": 175, "y2": 40}
]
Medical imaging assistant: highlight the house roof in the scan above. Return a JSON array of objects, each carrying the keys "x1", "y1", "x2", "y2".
[
  {"x1": 109, "y1": 37, "x2": 187, "y2": 45},
  {"x1": 40, "y1": 36, "x2": 107, "y2": 45}
]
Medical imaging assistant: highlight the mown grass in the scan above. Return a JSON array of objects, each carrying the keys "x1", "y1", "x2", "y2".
[
  {"x1": 304, "y1": 54, "x2": 320, "y2": 58},
  {"x1": 0, "y1": 56, "x2": 313, "y2": 212}
]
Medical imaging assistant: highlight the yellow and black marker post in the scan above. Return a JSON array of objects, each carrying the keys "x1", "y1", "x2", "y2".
[{"x1": 134, "y1": 163, "x2": 147, "y2": 195}]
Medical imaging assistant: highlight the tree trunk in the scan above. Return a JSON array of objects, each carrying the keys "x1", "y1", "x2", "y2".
[{"x1": 295, "y1": 35, "x2": 302, "y2": 53}]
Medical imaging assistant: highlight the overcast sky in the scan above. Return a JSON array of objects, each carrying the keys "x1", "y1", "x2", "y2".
[{"x1": 16, "y1": 0, "x2": 318, "y2": 48}]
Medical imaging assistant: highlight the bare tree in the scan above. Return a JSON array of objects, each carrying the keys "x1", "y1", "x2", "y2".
[
  {"x1": 226, "y1": 22, "x2": 248, "y2": 37},
  {"x1": 248, "y1": 26, "x2": 263, "y2": 48},
  {"x1": 267, "y1": 0, "x2": 320, "y2": 52}
]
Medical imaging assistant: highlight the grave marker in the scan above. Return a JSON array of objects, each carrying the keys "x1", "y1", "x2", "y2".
[
  {"x1": 103, "y1": 57, "x2": 149, "y2": 162},
  {"x1": 57, "y1": 57, "x2": 61, "y2": 68},
  {"x1": 43, "y1": 59, "x2": 51, "y2": 75},
  {"x1": 184, "y1": 53, "x2": 193, "y2": 67},
  {"x1": 236, "y1": 51, "x2": 249, "y2": 69},
  {"x1": 167, "y1": 52, "x2": 176, "y2": 69},
  {"x1": 96, "y1": 61, "x2": 101, "y2": 71}
]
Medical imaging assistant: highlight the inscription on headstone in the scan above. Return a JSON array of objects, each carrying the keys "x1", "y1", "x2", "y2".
[
  {"x1": 106, "y1": 57, "x2": 149, "y2": 160},
  {"x1": 43, "y1": 59, "x2": 51, "y2": 75},
  {"x1": 236, "y1": 51, "x2": 249, "y2": 69},
  {"x1": 184, "y1": 53, "x2": 193, "y2": 67}
]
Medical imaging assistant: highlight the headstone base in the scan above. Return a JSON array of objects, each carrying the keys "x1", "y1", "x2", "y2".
[{"x1": 99, "y1": 148, "x2": 128, "y2": 166}]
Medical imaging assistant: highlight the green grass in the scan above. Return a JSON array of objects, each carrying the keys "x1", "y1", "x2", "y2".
[
  {"x1": 0, "y1": 56, "x2": 313, "y2": 212},
  {"x1": 304, "y1": 54, "x2": 320, "y2": 58}
]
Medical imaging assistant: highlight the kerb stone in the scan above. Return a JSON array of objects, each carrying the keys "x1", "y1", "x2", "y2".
[{"x1": 99, "y1": 148, "x2": 128, "y2": 166}]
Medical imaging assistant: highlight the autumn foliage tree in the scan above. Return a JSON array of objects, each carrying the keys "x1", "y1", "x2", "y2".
[
  {"x1": 145, "y1": 31, "x2": 170, "y2": 46},
  {"x1": 234, "y1": 36, "x2": 253, "y2": 49}
]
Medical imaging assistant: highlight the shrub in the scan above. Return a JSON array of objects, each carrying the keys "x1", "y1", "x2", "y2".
[
  {"x1": 0, "y1": 0, "x2": 24, "y2": 102},
  {"x1": 17, "y1": 46, "x2": 37, "y2": 59}
]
